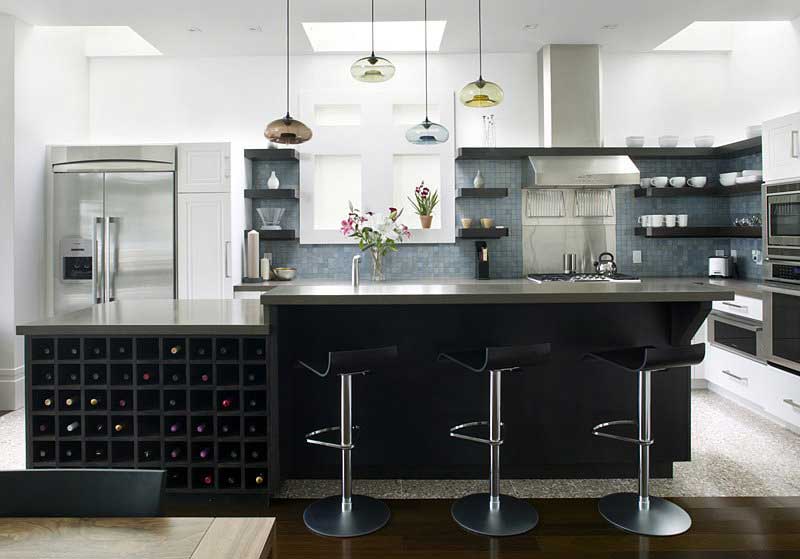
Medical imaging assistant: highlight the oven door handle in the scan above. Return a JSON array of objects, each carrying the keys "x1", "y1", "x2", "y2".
[{"x1": 709, "y1": 311, "x2": 763, "y2": 332}]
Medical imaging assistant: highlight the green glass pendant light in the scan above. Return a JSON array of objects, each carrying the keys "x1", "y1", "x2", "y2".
[
  {"x1": 406, "y1": 0, "x2": 449, "y2": 144},
  {"x1": 351, "y1": 0, "x2": 396, "y2": 82},
  {"x1": 459, "y1": 0, "x2": 504, "y2": 108},
  {"x1": 265, "y1": 0, "x2": 312, "y2": 144}
]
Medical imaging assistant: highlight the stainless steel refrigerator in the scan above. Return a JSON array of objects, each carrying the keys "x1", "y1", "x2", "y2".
[{"x1": 47, "y1": 145, "x2": 176, "y2": 315}]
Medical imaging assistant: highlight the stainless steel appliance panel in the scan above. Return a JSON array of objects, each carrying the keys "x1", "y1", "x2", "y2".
[
  {"x1": 763, "y1": 287, "x2": 800, "y2": 373},
  {"x1": 765, "y1": 184, "x2": 800, "y2": 261},
  {"x1": 104, "y1": 172, "x2": 175, "y2": 301},
  {"x1": 52, "y1": 173, "x2": 104, "y2": 315},
  {"x1": 708, "y1": 311, "x2": 765, "y2": 363}
]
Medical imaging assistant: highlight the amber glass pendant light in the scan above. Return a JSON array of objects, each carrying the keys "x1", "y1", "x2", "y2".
[
  {"x1": 351, "y1": 0, "x2": 396, "y2": 82},
  {"x1": 265, "y1": 0, "x2": 312, "y2": 144},
  {"x1": 406, "y1": 0, "x2": 449, "y2": 145},
  {"x1": 459, "y1": 0, "x2": 504, "y2": 108}
]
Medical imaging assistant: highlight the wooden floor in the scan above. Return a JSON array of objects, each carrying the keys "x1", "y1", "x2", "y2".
[{"x1": 165, "y1": 495, "x2": 800, "y2": 557}]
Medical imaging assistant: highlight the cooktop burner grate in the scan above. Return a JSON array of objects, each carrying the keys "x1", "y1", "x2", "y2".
[{"x1": 527, "y1": 273, "x2": 641, "y2": 284}]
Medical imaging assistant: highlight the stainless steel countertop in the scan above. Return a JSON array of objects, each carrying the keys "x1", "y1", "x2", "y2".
[
  {"x1": 689, "y1": 277, "x2": 765, "y2": 299},
  {"x1": 259, "y1": 278, "x2": 734, "y2": 306},
  {"x1": 17, "y1": 300, "x2": 268, "y2": 336}
]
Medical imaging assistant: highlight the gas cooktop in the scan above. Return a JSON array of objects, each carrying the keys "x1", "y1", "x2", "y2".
[{"x1": 527, "y1": 273, "x2": 641, "y2": 284}]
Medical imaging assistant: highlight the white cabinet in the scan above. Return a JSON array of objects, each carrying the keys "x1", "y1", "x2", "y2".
[
  {"x1": 762, "y1": 365, "x2": 800, "y2": 431},
  {"x1": 703, "y1": 345, "x2": 767, "y2": 406},
  {"x1": 763, "y1": 112, "x2": 800, "y2": 184},
  {"x1": 177, "y1": 143, "x2": 231, "y2": 193},
  {"x1": 711, "y1": 295, "x2": 763, "y2": 321},
  {"x1": 177, "y1": 193, "x2": 232, "y2": 299}
]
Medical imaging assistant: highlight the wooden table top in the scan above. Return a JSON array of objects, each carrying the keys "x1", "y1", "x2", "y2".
[{"x1": 0, "y1": 517, "x2": 274, "y2": 559}]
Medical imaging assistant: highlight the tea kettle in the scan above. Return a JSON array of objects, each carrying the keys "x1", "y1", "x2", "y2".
[{"x1": 594, "y1": 252, "x2": 617, "y2": 275}]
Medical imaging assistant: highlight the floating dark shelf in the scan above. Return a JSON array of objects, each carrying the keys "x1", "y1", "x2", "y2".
[
  {"x1": 244, "y1": 149, "x2": 298, "y2": 161},
  {"x1": 248, "y1": 229, "x2": 297, "y2": 240},
  {"x1": 457, "y1": 227, "x2": 509, "y2": 239},
  {"x1": 456, "y1": 137, "x2": 761, "y2": 161},
  {"x1": 634, "y1": 182, "x2": 762, "y2": 198},
  {"x1": 244, "y1": 189, "x2": 298, "y2": 199},
  {"x1": 634, "y1": 226, "x2": 761, "y2": 238},
  {"x1": 456, "y1": 188, "x2": 509, "y2": 199}
]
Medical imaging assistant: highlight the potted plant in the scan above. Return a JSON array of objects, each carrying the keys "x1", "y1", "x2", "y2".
[
  {"x1": 341, "y1": 203, "x2": 411, "y2": 281},
  {"x1": 408, "y1": 181, "x2": 439, "y2": 229}
]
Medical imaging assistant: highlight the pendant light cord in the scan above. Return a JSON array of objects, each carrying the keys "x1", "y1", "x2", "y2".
[
  {"x1": 478, "y1": 0, "x2": 483, "y2": 79},
  {"x1": 285, "y1": 0, "x2": 290, "y2": 118},
  {"x1": 424, "y1": 0, "x2": 429, "y2": 120},
  {"x1": 371, "y1": 0, "x2": 375, "y2": 57}
]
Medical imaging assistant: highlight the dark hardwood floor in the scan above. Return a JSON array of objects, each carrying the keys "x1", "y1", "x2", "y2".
[{"x1": 165, "y1": 495, "x2": 800, "y2": 557}]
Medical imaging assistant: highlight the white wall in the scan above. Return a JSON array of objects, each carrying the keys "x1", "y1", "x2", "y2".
[
  {"x1": 0, "y1": 19, "x2": 89, "y2": 409},
  {"x1": 603, "y1": 20, "x2": 800, "y2": 146}
]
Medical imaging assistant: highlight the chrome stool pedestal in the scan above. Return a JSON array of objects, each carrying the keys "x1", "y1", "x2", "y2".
[
  {"x1": 298, "y1": 346, "x2": 397, "y2": 538},
  {"x1": 439, "y1": 344, "x2": 550, "y2": 537},
  {"x1": 588, "y1": 344, "x2": 705, "y2": 537}
]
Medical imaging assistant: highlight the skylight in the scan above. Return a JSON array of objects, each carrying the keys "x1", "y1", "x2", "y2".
[
  {"x1": 655, "y1": 21, "x2": 791, "y2": 52},
  {"x1": 35, "y1": 26, "x2": 161, "y2": 57},
  {"x1": 302, "y1": 21, "x2": 447, "y2": 53}
]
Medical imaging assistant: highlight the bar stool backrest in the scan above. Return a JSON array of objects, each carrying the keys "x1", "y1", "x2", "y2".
[{"x1": 298, "y1": 345, "x2": 399, "y2": 377}]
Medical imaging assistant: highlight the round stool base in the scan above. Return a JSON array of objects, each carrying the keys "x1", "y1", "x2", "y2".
[
  {"x1": 303, "y1": 495, "x2": 390, "y2": 538},
  {"x1": 599, "y1": 493, "x2": 691, "y2": 536},
  {"x1": 451, "y1": 493, "x2": 538, "y2": 537}
]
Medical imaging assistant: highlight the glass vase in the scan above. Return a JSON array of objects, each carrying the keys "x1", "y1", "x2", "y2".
[{"x1": 370, "y1": 248, "x2": 385, "y2": 282}]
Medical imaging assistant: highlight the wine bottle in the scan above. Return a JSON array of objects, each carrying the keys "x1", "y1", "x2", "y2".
[
  {"x1": 228, "y1": 448, "x2": 239, "y2": 460},
  {"x1": 66, "y1": 421, "x2": 80, "y2": 433},
  {"x1": 95, "y1": 423, "x2": 105, "y2": 433},
  {"x1": 254, "y1": 474, "x2": 265, "y2": 486},
  {"x1": 42, "y1": 346, "x2": 51, "y2": 356},
  {"x1": 219, "y1": 346, "x2": 228, "y2": 356},
  {"x1": 117, "y1": 345, "x2": 126, "y2": 355},
  {"x1": 225, "y1": 475, "x2": 238, "y2": 486},
  {"x1": 70, "y1": 347, "x2": 78, "y2": 356},
  {"x1": 250, "y1": 449, "x2": 261, "y2": 460},
  {"x1": 200, "y1": 373, "x2": 210, "y2": 383},
  {"x1": 43, "y1": 398, "x2": 53, "y2": 408},
  {"x1": 38, "y1": 449, "x2": 48, "y2": 458},
  {"x1": 64, "y1": 397, "x2": 75, "y2": 407},
  {"x1": 195, "y1": 423, "x2": 207, "y2": 434},
  {"x1": 170, "y1": 373, "x2": 181, "y2": 383},
  {"x1": 248, "y1": 399, "x2": 257, "y2": 409},
  {"x1": 69, "y1": 373, "x2": 79, "y2": 383},
  {"x1": 114, "y1": 423, "x2": 125, "y2": 433},
  {"x1": 168, "y1": 398, "x2": 178, "y2": 408},
  {"x1": 90, "y1": 372, "x2": 101, "y2": 382},
  {"x1": 170, "y1": 345, "x2": 182, "y2": 355},
  {"x1": 169, "y1": 422, "x2": 182, "y2": 433},
  {"x1": 118, "y1": 398, "x2": 127, "y2": 408},
  {"x1": 143, "y1": 449, "x2": 154, "y2": 460},
  {"x1": 221, "y1": 423, "x2": 231, "y2": 434},
  {"x1": 38, "y1": 423, "x2": 48, "y2": 432},
  {"x1": 141, "y1": 372, "x2": 152, "y2": 382},
  {"x1": 169, "y1": 447, "x2": 182, "y2": 459},
  {"x1": 93, "y1": 448, "x2": 105, "y2": 458},
  {"x1": 248, "y1": 424, "x2": 257, "y2": 434},
  {"x1": 255, "y1": 347, "x2": 264, "y2": 357},
  {"x1": 198, "y1": 447, "x2": 211, "y2": 459},
  {"x1": 44, "y1": 372, "x2": 54, "y2": 382},
  {"x1": 221, "y1": 398, "x2": 233, "y2": 409},
  {"x1": 92, "y1": 346, "x2": 101, "y2": 355},
  {"x1": 64, "y1": 449, "x2": 74, "y2": 458},
  {"x1": 89, "y1": 398, "x2": 100, "y2": 407},
  {"x1": 196, "y1": 347, "x2": 207, "y2": 356},
  {"x1": 247, "y1": 373, "x2": 256, "y2": 383},
  {"x1": 202, "y1": 475, "x2": 213, "y2": 486}
]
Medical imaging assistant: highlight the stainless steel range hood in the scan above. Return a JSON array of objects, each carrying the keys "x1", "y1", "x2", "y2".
[{"x1": 525, "y1": 44, "x2": 639, "y2": 188}]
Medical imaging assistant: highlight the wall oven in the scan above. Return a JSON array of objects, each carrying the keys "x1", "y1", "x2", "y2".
[
  {"x1": 763, "y1": 282, "x2": 800, "y2": 374},
  {"x1": 764, "y1": 182, "x2": 800, "y2": 262},
  {"x1": 708, "y1": 311, "x2": 766, "y2": 363}
]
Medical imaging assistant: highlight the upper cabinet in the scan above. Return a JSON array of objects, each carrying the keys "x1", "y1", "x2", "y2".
[
  {"x1": 177, "y1": 142, "x2": 231, "y2": 193},
  {"x1": 763, "y1": 112, "x2": 800, "y2": 184}
]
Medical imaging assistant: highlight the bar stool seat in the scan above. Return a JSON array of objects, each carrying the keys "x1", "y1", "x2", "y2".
[
  {"x1": 438, "y1": 343, "x2": 550, "y2": 537},
  {"x1": 297, "y1": 345, "x2": 398, "y2": 538},
  {"x1": 587, "y1": 344, "x2": 705, "y2": 537}
]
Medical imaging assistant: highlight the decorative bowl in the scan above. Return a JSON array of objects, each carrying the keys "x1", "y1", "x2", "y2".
[{"x1": 273, "y1": 267, "x2": 297, "y2": 281}]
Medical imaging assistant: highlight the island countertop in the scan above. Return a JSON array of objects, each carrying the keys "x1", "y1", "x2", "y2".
[
  {"x1": 16, "y1": 299, "x2": 267, "y2": 336},
  {"x1": 259, "y1": 278, "x2": 734, "y2": 306}
]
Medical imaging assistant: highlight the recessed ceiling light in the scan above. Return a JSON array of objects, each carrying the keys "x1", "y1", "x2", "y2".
[
  {"x1": 248, "y1": 25, "x2": 263, "y2": 32},
  {"x1": 187, "y1": 26, "x2": 202, "y2": 33},
  {"x1": 601, "y1": 24, "x2": 619, "y2": 30},
  {"x1": 302, "y1": 20, "x2": 447, "y2": 52},
  {"x1": 523, "y1": 24, "x2": 539, "y2": 31}
]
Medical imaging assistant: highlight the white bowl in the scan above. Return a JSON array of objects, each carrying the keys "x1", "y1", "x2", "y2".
[
  {"x1": 625, "y1": 136, "x2": 645, "y2": 148},
  {"x1": 742, "y1": 169, "x2": 763, "y2": 177},
  {"x1": 694, "y1": 135, "x2": 714, "y2": 148},
  {"x1": 658, "y1": 135, "x2": 679, "y2": 148},
  {"x1": 745, "y1": 125, "x2": 762, "y2": 139},
  {"x1": 736, "y1": 175, "x2": 759, "y2": 184}
]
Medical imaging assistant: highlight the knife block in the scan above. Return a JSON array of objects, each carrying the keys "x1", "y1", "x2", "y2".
[{"x1": 475, "y1": 241, "x2": 490, "y2": 280}]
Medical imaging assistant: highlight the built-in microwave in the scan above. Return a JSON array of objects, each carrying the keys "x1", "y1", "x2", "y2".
[
  {"x1": 708, "y1": 311, "x2": 766, "y2": 363},
  {"x1": 764, "y1": 183, "x2": 800, "y2": 262},
  {"x1": 763, "y1": 283, "x2": 800, "y2": 374}
]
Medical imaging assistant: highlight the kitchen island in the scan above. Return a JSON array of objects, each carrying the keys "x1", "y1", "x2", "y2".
[{"x1": 262, "y1": 278, "x2": 733, "y2": 487}]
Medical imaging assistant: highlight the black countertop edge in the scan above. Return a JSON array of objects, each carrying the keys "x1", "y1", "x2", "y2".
[{"x1": 16, "y1": 325, "x2": 269, "y2": 336}]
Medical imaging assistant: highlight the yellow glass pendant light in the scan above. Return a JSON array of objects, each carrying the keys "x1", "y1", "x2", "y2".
[{"x1": 459, "y1": 0, "x2": 504, "y2": 108}]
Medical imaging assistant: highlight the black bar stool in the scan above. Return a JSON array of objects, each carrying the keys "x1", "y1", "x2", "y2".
[
  {"x1": 587, "y1": 344, "x2": 705, "y2": 536},
  {"x1": 297, "y1": 345, "x2": 397, "y2": 538},
  {"x1": 438, "y1": 343, "x2": 551, "y2": 536}
]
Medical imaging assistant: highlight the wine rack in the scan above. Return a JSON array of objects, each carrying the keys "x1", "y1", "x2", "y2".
[{"x1": 26, "y1": 335, "x2": 269, "y2": 496}]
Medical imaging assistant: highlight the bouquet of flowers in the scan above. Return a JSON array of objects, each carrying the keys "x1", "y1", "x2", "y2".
[
  {"x1": 341, "y1": 202, "x2": 410, "y2": 280},
  {"x1": 407, "y1": 181, "x2": 439, "y2": 228}
]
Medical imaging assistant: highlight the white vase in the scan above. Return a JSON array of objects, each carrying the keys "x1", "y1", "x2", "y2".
[
  {"x1": 473, "y1": 170, "x2": 485, "y2": 189},
  {"x1": 267, "y1": 171, "x2": 280, "y2": 190}
]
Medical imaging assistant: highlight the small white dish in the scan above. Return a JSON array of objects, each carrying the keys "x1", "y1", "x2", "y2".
[
  {"x1": 687, "y1": 176, "x2": 707, "y2": 188},
  {"x1": 694, "y1": 135, "x2": 714, "y2": 148},
  {"x1": 719, "y1": 172, "x2": 740, "y2": 187},
  {"x1": 658, "y1": 135, "x2": 679, "y2": 148},
  {"x1": 626, "y1": 136, "x2": 645, "y2": 148},
  {"x1": 742, "y1": 169, "x2": 763, "y2": 178},
  {"x1": 736, "y1": 175, "x2": 759, "y2": 184}
]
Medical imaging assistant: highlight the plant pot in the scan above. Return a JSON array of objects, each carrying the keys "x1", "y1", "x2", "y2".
[{"x1": 419, "y1": 215, "x2": 433, "y2": 229}]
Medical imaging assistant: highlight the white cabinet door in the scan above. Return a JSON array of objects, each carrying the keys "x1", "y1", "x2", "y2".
[
  {"x1": 704, "y1": 346, "x2": 766, "y2": 406},
  {"x1": 763, "y1": 113, "x2": 800, "y2": 184},
  {"x1": 177, "y1": 193, "x2": 232, "y2": 299},
  {"x1": 763, "y1": 365, "x2": 800, "y2": 430},
  {"x1": 177, "y1": 143, "x2": 231, "y2": 193}
]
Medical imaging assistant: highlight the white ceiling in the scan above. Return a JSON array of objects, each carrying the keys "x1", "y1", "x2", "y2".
[{"x1": 2, "y1": 0, "x2": 799, "y2": 56}]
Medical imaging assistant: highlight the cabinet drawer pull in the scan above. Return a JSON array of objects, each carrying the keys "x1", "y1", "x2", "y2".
[
  {"x1": 784, "y1": 398, "x2": 800, "y2": 410},
  {"x1": 721, "y1": 369, "x2": 747, "y2": 383},
  {"x1": 792, "y1": 130, "x2": 799, "y2": 159},
  {"x1": 722, "y1": 301, "x2": 748, "y2": 311}
]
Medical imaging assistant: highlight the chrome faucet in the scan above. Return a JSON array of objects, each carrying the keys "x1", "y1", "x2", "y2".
[{"x1": 351, "y1": 254, "x2": 361, "y2": 287}]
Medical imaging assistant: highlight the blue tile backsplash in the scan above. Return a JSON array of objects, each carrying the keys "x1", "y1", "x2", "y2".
[{"x1": 251, "y1": 152, "x2": 764, "y2": 281}]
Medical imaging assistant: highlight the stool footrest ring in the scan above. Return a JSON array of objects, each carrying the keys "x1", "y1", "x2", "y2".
[
  {"x1": 592, "y1": 419, "x2": 653, "y2": 446},
  {"x1": 449, "y1": 420, "x2": 504, "y2": 446},
  {"x1": 305, "y1": 425, "x2": 359, "y2": 450}
]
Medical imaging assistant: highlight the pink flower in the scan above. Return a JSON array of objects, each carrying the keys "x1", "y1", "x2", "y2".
[
  {"x1": 401, "y1": 225, "x2": 411, "y2": 239},
  {"x1": 340, "y1": 218, "x2": 355, "y2": 236},
  {"x1": 389, "y1": 207, "x2": 397, "y2": 213}
]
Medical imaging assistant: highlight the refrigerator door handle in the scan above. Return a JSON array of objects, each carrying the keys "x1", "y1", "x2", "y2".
[
  {"x1": 93, "y1": 217, "x2": 104, "y2": 303},
  {"x1": 225, "y1": 241, "x2": 231, "y2": 278},
  {"x1": 107, "y1": 217, "x2": 120, "y2": 302}
]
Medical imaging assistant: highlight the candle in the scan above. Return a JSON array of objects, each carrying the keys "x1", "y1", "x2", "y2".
[{"x1": 246, "y1": 230, "x2": 260, "y2": 279}]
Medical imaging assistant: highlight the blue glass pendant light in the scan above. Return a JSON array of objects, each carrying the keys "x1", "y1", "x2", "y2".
[{"x1": 406, "y1": 0, "x2": 449, "y2": 145}]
